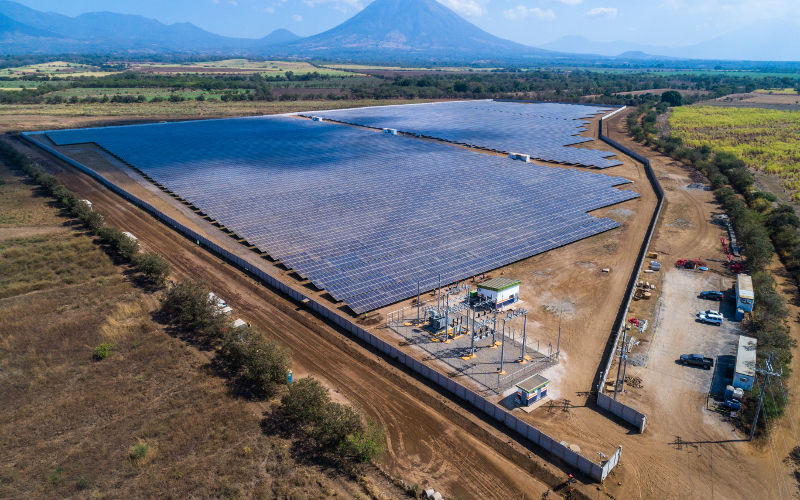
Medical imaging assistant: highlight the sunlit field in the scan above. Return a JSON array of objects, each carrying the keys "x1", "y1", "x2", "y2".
[{"x1": 670, "y1": 105, "x2": 800, "y2": 199}]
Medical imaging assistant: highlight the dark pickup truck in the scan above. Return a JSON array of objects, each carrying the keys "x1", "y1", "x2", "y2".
[{"x1": 679, "y1": 354, "x2": 714, "y2": 369}]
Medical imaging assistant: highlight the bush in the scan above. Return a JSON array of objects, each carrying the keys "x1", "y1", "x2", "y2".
[
  {"x1": 346, "y1": 420, "x2": 387, "y2": 462},
  {"x1": 281, "y1": 377, "x2": 330, "y2": 425},
  {"x1": 279, "y1": 375, "x2": 386, "y2": 462},
  {"x1": 221, "y1": 326, "x2": 291, "y2": 397},
  {"x1": 94, "y1": 343, "x2": 112, "y2": 360},
  {"x1": 97, "y1": 226, "x2": 139, "y2": 260},
  {"x1": 134, "y1": 253, "x2": 170, "y2": 285},
  {"x1": 160, "y1": 279, "x2": 222, "y2": 335},
  {"x1": 313, "y1": 402, "x2": 362, "y2": 452}
]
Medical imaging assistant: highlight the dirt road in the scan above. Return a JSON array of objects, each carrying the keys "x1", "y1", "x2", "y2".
[{"x1": 10, "y1": 135, "x2": 573, "y2": 499}]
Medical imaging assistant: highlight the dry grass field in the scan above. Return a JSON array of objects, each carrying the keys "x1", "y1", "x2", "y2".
[
  {"x1": 0, "y1": 161, "x2": 401, "y2": 499},
  {"x1": 0, "y1": 99, "x2": 434, "y2": 133}
]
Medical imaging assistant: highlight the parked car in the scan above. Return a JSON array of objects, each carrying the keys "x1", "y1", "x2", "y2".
[
  {"x1": 679, "y1": 354, "x2": 714, "y2": 369},
  {"x1": 699, "y1": 291, "x2": 724, "y2": 301},
  {"x1": 700, "y1": 310, "x2": 723, "y2": 319},
  {"x1": 697, "y1": 313, "x2": 723, "y2": 325}
]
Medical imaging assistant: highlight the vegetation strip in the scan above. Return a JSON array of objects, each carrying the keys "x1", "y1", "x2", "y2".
[{"x1": 627, "y1": 103, "x2": 797, "y2": 436}]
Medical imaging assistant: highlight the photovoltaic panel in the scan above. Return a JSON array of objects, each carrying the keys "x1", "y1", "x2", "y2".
[
  {"x1": 303, "y1": 100, "x2": 623, "y2": 169},
  {"x1": 45, "y1": 112, "x2": 638, "y2": 313}
]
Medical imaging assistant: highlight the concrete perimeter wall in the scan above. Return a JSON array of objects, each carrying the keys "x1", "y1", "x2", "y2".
[
  {"x1": 594, "y1": 108, "x2": 665, "y2": 434},
  {"x1": 21, "y1": 131, "x2": 622, "y2": 482}
]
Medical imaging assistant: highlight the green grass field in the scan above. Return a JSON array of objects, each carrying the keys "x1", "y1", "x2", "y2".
[
  {"x1": 48, "y1": 87, "x2": 251, "y2": 101},
  {"x1": 670, "y1": 105, "x2": 800, "y2": 199},
  {"x1": 754, "y1": 88, "x2": 799, "y2": 95},
  {"x1": 0, "y1": 61, "x2": 117, "y2": 78},
  {"x1": 132, "y1": 59, "x2": 357, "y2": 77}
]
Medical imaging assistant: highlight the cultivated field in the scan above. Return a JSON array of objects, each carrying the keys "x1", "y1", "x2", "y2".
[
  {"x1": 699, "y1": 91, "x2": 800, "y2": 110},
  {"x1": 130, "y1": 59, "x2": 356, "y2": 77},
  {"x1": 0, "y1": 61, "x2": 116, "y2": 78},
  {"x1": 669, "y1": 106, "x2": 800, "y2": 200}
]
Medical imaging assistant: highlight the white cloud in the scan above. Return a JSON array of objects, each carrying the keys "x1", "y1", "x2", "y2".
[
  {"x1": 292, "y1": 14, "x2": 303, "y2": 22},
  {"x1": 559, "y1": 0, "x2": 583, "y2": 4},
  {"x1": 437, "y1": 0, "x2": 489, "y2": 17},
  {"x1": 503, "y1": 6, "x2": 556, "y2": 21},
  {"x1": 586, "y1": 7, "x2": 618, "y2": 18}
]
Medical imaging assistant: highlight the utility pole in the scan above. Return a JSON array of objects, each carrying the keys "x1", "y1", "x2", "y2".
[
  {"x1": 556, "y1": 308, "x2": 563, "y2": 362},
  {"x1": 416, "y1": 279, "x2": 421, "y2": 322},
  {"x1": 519, "y1": 310, "x2": 529, "y2": 363},
  {"x1": 437, "y1": 274, "x2": 441, "y2": 311},
  {"x1": 750, "y1": 352, "x2": 782, "y2": 441},
  {"x1": 613, "y1": 331, "x2": 626, "y2": 401}
]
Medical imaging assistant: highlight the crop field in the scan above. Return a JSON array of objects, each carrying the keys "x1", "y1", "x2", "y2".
[
  {"x1": 325, "y1": 63, "x2": 498, "y2": 72},
  {"x1": 130, "y1": 59, "x2": 356, "y2": 77},
  {"x1": 0, "y1": 80, "x2": 43, "y2": 90},
  {"x1": 754, "y1": 88, "x2": 799, "y2": 94},
  {"x1": 48, "y1": 87, "x2": 252, "y2": 101},
  {"x1": 0, "y1": 61, "x2": 117, "y2": 78},
  {"x1": 670, "y1": 105, "x2": 800, "y2": 199}
]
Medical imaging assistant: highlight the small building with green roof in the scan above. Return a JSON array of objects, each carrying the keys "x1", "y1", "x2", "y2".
[{"x1": 477, "y1": 277, "x2": 520, "y2": 310}]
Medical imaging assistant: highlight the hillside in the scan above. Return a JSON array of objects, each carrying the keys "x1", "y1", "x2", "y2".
[{"x1": 276, "y1": 0, "x2": 554, "y2": 61}]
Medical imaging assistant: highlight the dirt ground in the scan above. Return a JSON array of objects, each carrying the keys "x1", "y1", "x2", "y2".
[
  {"x1": 17, "y1": 109, "x2": 659, "y2": 496},
  {"x1": 17, "y1": 104, "x2": 799, "y2": 498},
  {"x1": 698, "y1": 92, "x2": 800, "y2": 110},
  {"x1": 547, "y1": 109, "x2": 796, "y2": 500},
  {"x1": 0, "y1": 162, "x2": 409, "y2": 499},
  {"x1": 9, "y1": 136, "x2": 572, "y2": 500}
]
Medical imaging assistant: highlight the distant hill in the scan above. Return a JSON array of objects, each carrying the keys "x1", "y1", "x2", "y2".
[
  {"x1": 262, "y1": 29, "x2": 300, "y2": 46},
  {"x1": 275, "y1": 0, "x2": 558, "y2": 62},
  {"x1": 542, "y1": 21, "x2": 800, "y2": 61},
  {"x1": 0, "y1": 0, "x2": 262, "y2": 54}
]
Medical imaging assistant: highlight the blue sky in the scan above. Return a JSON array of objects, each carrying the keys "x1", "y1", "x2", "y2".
[{"x1": 12, "y1": 0, "x2": 798, "y2": 46}]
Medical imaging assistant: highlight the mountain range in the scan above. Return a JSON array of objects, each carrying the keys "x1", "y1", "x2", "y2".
[
  {"x1": 542, "y1": 20, "x2": 800, "y2": 62},
  {"x1": 0, "y1": 0, "x2": 795, "y2": 63}
]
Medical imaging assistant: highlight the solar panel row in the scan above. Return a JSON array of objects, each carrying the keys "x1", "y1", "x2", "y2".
[
  {"x1": 303, "y1": 100, "x2": 623, "y2": 169},
  {"x1": 46, "y1": 108, "x2": 638, "y2": 313}
]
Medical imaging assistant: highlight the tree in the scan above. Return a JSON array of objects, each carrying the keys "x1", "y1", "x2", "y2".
[
  {"x1": 134, "y1": 253, "x2": 170, "y2": 286},
  {"x1": 661, "y1": 90, "x2": 683, "y2": 107},
  {"x1": 346, "y1": 420, "x2": 386, "y2": 462},
  {"x1": 281, "y1": 377, "x2": 330, "y2": 425},
  {"x1": 313, "y1": 402, "x2": 362, "y2": 452},
  {"x1": 221, "y1": 326, "x2": 292, "y2": 397},
  {"x1": 161, "y1": 279, "x2": 221, "y2": 333}
]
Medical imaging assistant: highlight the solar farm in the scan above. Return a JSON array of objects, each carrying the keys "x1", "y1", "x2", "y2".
[
  {"x1": 44, "y1": 103, "x2": 638, "y2": 315},
  {"x1": 302, "y1": 100, "x2": 624, "y2": 169}
]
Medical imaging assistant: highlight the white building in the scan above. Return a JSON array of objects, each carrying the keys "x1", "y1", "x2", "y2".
[
  {"x1": 736, "y1": 274, "x2": 754, "y2": 313},
  {"x1": 734, "y1": 335, "x2": 757, "y2": 391},
  {"x1": 477, "y1": 277, "x2": 520, "y2": 310}
]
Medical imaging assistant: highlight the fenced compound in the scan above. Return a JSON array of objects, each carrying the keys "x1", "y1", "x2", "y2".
[
  {"x1": 44, "y1": 114, "x2": 638, "y2": 315},
  {"x1": 22, "y1": 127, "x2": 624, "y2": 482},
  {"x1": 592, "y1": 107, "x2": 663, "y2": 433}
]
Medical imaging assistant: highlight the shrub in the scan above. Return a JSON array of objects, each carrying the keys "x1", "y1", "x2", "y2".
[
  {"x1": 221, "y1": 326, "x2": 291, "y2": 397},
  {"x1": 281, "y1": 377, "x2": 330, "y2": 425},
  {"x1": 94, "y1": 343, "x2": 112, "y2": 360},
  {"x1": 134, "y1": 253, "x2": 170, "y2": 285},
  {"x1": 97, "y1": 226, "x2": 139, "y2": 261},
  {"x1": 346, "y1": 420, "x2": 387, "y2": 462},
  {"x1": 313, "y1": 402, "x2": 362, "y2": 452},
  {"x1": 161, "y1": 279, "x2": 223, "y2": 335}
]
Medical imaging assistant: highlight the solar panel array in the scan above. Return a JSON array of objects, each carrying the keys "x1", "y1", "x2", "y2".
[
  {"x1": 303, "y1": 100, "x2": 623, "y2": 169},
  {"x1": 46, "y1": 113, "x2": 638, "y2": 313}
]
